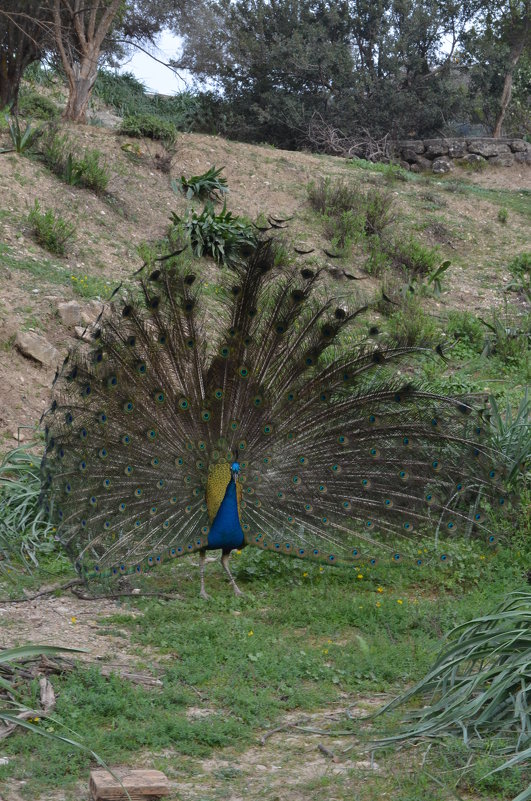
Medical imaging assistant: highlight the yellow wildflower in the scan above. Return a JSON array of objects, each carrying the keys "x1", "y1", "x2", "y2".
[
  {"x1": 303, "y1": 572, "x2": 308, "y2": 577},
  {"x1": 70, "y1": 616, "x2": 77, "y2": 624},
  {"x1": 357, "y1": 573, "x2": 363, "y2": 580},
  {"x1": 322, "y1": 649, "x2": 328, "y2": 654},
  {"x1": 397, "y1": 599, "x2": 403, "y2": 605},
  {"x1": 377, "y1": 586, "x2": 383, "y2": 593},
  {"x1": 248, "y1": 630, "x2": 254, "y2": 637},
  {"x1": 376, "y1": 601, "x2": 381, "y2": 608}
]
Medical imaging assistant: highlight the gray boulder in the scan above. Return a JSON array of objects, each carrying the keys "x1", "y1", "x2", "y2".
[
  {"x1": 432, "y1": 158, "x2": 453, "y2": 174},
  {"x1": 15, "y1": 331, "x2": 62, "y2": 368}
]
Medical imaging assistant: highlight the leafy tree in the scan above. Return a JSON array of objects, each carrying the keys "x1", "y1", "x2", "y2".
[
  {"x1": 175, "y1": 0, "x2": 482, "y2": 145},
  {"x1": 463, "y1": 0, "x2": 530, "y2": 136},
  {"x1": 0, "y1": 3, "x2": 50, "y2": 111}
]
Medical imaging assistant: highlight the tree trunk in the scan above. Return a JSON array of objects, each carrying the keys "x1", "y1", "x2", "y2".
[
  {"x1": 492, "y1": 70, "x2": 514, "y2": 138},
  {"x1": 493, "y1": 16, "x2": 529, "y2": 138},
  {"x1": 52, "y1": 0, "x2": 122, "y2": 124},
  {"x1": 62, "y1": 51, "x2": 99, "y2": 123}
]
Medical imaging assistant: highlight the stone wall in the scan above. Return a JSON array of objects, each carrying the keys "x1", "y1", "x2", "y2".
[{"x1": 388, "y1": 138, "x2": 531, "y2": 173}]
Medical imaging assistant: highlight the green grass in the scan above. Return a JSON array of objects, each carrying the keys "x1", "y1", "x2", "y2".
[
  {"x1": 0, "y1": 243, "x2": 117, "y2": 299},
  {"x1": 0, "y1": 540, "x2": 528, "y2": 798}
]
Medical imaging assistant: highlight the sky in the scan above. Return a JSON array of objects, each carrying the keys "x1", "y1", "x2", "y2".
[{"x1": 118, "y1": 30, "x2": 192, "y2": 95}]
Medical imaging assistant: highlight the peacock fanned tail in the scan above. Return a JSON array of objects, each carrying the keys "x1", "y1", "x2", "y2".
[{"x1": 41, "y1": 240, "x2": 505, "y2": 582}]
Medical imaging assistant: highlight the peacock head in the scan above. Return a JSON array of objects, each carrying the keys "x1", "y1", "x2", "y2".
[{"x1": 230, "y1": 461, "x2": 240, "y2": 479}]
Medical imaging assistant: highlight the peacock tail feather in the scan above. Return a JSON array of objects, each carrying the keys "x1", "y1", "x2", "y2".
[{"x1": 41, "y1": 240, "x2": 506, "y2": 580}]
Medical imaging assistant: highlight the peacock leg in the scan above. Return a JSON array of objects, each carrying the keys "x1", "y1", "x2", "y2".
[
  {"x1": 221, "y1": 552, "x2": 243, "y2": 596},
  {"x1": 199, "y1": 550, "x2": 211, "y2": 600}
]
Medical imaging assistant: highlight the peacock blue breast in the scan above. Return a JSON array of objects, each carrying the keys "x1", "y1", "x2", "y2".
[{"x1": 206, "y1": 479, "x2": 245, "y2": 552}]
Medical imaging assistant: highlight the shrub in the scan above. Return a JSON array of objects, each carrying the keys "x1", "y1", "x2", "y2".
[
  {"x1": 170, "y1": 201, "x2": 256, "y2": 267},
  {"x1": 446, "y1": 311, "x2": 485, "y2": 353},
  {"x1": 119, "y1": 113, "x2": 177, "y2": 144},
  {"x1": 307, "y1": 176, "x2": 360, "y2": 216},
  {"x1": 390, "y1": 236, "x2": 440, "y2": 276},
  {"x1": 40, "y1": 127, "x2": 109, "y2": 193},
  {"x1": 386, "y1": 295, "x2": 439, "y2": 345},
  {"x1": 18, "y1": 89, "x2": 60, "y2": 120},
  {"x1": 507, "y1": 252, "x2": 531, "y2": 301},
  {"x1": 28, "y1": 200, "x2": 75, "y2": 256},
  {"x1": 363, "y1": 187, "x2": 395, "y2": 236},
  {"x1": 498, "y1": 207, "x2": 508, "y2": 224}
]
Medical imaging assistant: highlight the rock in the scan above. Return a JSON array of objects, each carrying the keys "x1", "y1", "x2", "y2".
[
  {"x1": 409, "y1": 163, "x2": 421, "y2": 173},
  {"x1": 515, "y1": 151, "x2": 531, "y2": 164},
  {"x1": 15, "y1": 331, "x2": 61, "y2": 368},
  {"x1": 402, "y1": 148, "x2": 422, "y2": 162},
  {"x1": 397, "y1": 139, "x2": 425, "y2": 154},
  {"x1": 448, "y1": 142, "x2": 467, "y2": 158},
  {"x1": 0, "y1": 757, "x2": 9, "y2": 766},
  {"x1": 57, "y1": 300, "x2": 81, "y2": 327},
  {"x1": 489, "y1": 154, "x2": 515, "y2": 167},
  {"x1": 398, "y1": 160, "x2": 411, "y2": 171},
  {"x1": 508, "y1": 139, "x2": 529, "y2": 153},
  {"x1": 75, "y1": 325, "x2": 93, "y2": 342},
  {"x1": 432, "y1": 158, "x2": 453, "y2": 174},
  {"x1": 414, "y1": 155, "x2": 433, "y2": 171},
  {"x1": 462, "y1": 153, "x2": 486, "y2": 166},
  {"x1": 467, "y1": 140, "x2": 511, "y2": 157},
  {"x1": 424, "y1": 139, "x2": 448, "y2": 157}
]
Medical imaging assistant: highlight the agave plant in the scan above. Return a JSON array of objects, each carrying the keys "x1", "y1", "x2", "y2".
[
  {"x1": 3, "y1": 116, "x2": 42, "y2": 154},
  {"x1": 485, "y1": 390, "x2": 530, "y2": 489},
  {"x1": 0, "y1": 445, "x2": 55, "y2": 566},
  {"x1": 174, "y1": 165, "x2": 228, "y2": 200},
  {"x1": 374, "y1": 591, "x2": 531, "y2": 801},
  {"x1": 170, "y1": 201, "x2": 256, "y2": 267}
]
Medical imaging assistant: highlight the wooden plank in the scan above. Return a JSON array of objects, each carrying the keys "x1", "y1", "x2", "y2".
[{"x1": 89, "y1": 769, "x2": 169, "y2": 801}]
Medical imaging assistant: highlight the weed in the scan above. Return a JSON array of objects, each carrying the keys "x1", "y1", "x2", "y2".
[
  {"x1": 390, "y1": 236, "x2": 440, "y2": 276},
  {"x1": 364, "y1": 187, "x2": 395, "y2": 236},
  {"x1": 446, "y1": 311, "x2": 485, "y2": 354},
  {"x1": 480, "y1": 306, "x2": 530, "y2": 373},
  {"x1": 27, "y1": 200, "x2": 75, "y2": 256},
  {"x1": 307, "y1": 176, "x2": 360, "y2": 216},
  {"x1": 365, "y1": 237, "x2": 392, "y2": 277},
  {"x1": 40, "y1": 127, "x2": 109, "y2": 193},
  {"x1": 119, "y1": 113, "x2": 178, "y2": 144},
  {"x1": 506, "y1": 252, "x2": 531, "y2": 301},
  {"x1": 386, "y1": 295, "x2": 439, "y2": 345},
  {"x1": 498, "y1": 207, "x2": 508, "y2": 224}
]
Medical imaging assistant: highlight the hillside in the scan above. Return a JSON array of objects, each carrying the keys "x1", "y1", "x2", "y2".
[
  {"x1": 0, "y1": 93, "x2": 530, "y2": 801},
  {"x1": 0, "y1": 117, "x2": 529, "y2": 447}
]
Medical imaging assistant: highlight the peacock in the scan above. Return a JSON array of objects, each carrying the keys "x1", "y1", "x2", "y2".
[{"x1": 40, "y1": 239, "x2": 505, "y2": 597}]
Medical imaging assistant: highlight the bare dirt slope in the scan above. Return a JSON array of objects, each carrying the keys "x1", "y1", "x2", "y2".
[{"x1": 0, "y1": 124, "x2": 529, "y2": 449}]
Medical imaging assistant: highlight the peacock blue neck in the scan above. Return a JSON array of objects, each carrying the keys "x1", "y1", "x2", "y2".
[{"x1": 206, "y1": 478, "x2": 245, "y2": 553}]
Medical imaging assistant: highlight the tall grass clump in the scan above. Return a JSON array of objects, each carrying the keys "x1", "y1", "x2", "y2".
[
  {"x1": 374, "y1": 591, "x2": 531, "y2": 801},
  {"x1": 0, "y1": 445, "x2": 55, "y2": 566},
  {"x1": 40, "y1": 126, "x2": 109, "y2": 193},
  {"x1": 28, "y1": 200, "x2": 75, "y2": 256}
]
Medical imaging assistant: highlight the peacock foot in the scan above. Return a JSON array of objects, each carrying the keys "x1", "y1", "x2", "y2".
[{"x1": 200, "y1": 589, "x2": 212, "y2": 601}]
